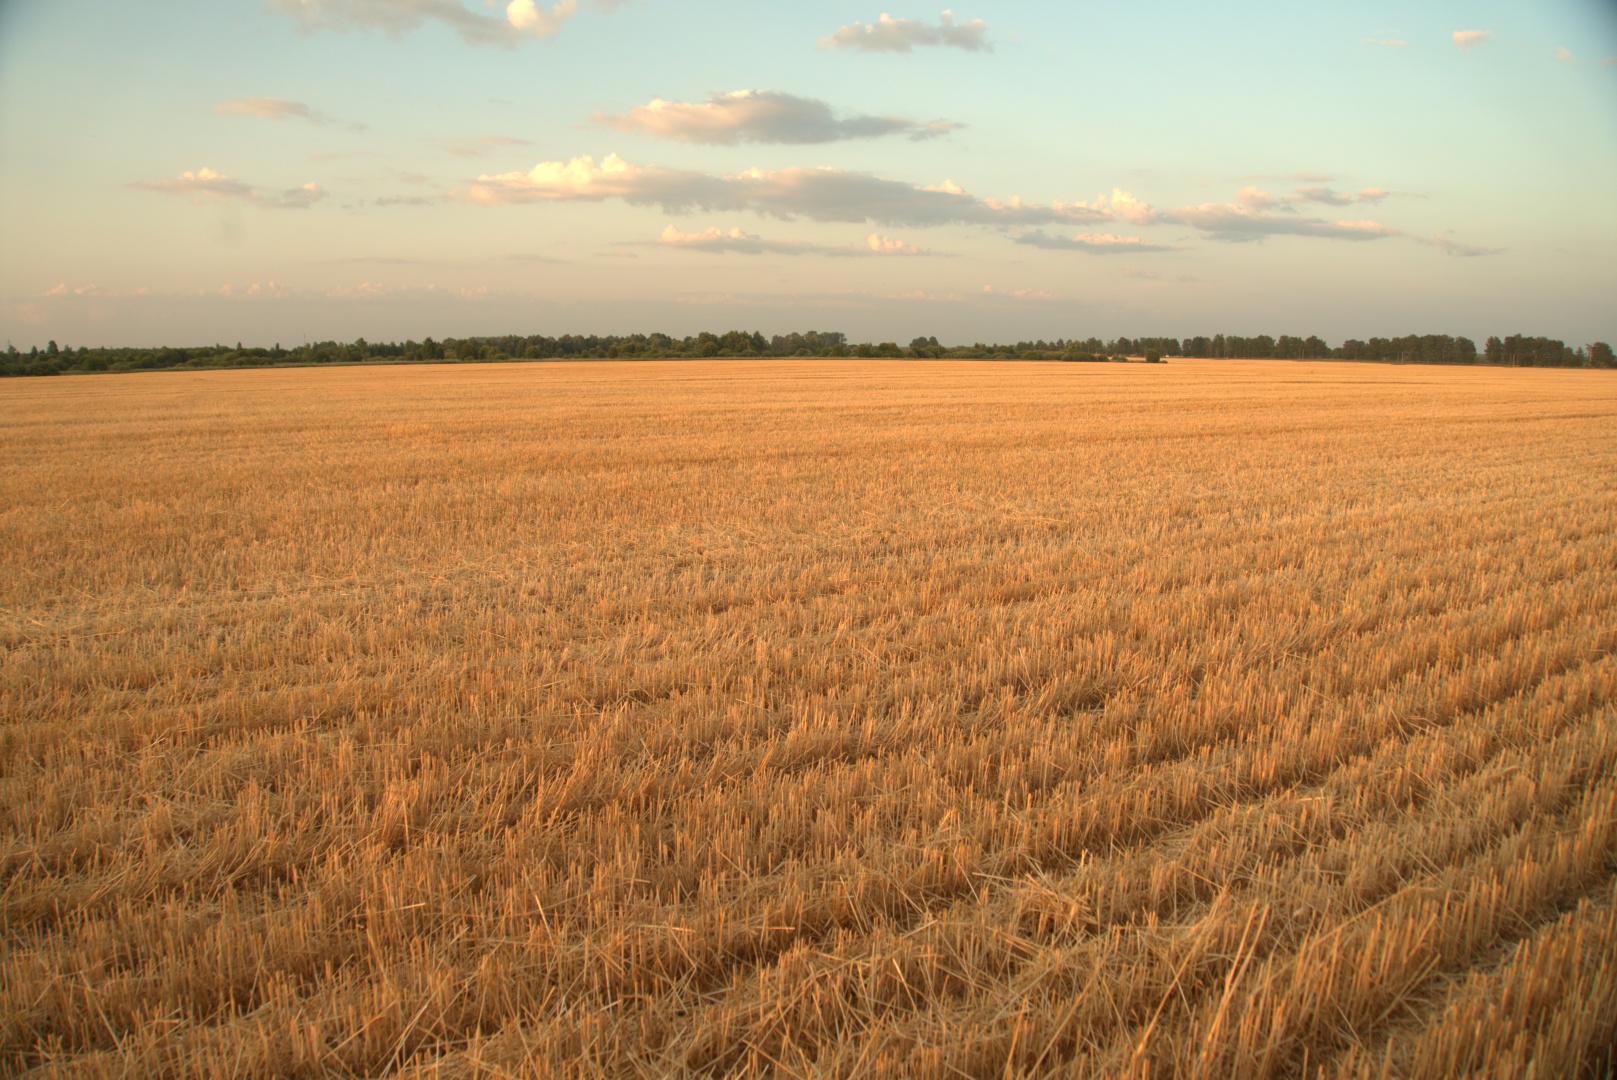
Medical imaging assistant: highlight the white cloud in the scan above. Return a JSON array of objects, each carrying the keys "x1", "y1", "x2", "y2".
[
  {"x1": 1013, "y1": 231, "x2": 1176, "y2": 254},
  {"x1": 1166, "y1": 192, "x2": 1399, "y2": 242},
  {"x1": 1362, "y1": 36, "x2": 1407, "y2": 47},
  {"x1": 1555, "y1": 47, "x2": 1573, "y2": 64},
  {"x1": 134, "y1": 167, "x2": 326, "y2": 209},
  {"x1": 505, "y1": 0, "x2": 578, "y2": 37},
  {"x1": 1106, "y1": 188, "x2": 1158, "y2": 225},
  {"x1": 1413, "y1": 233, "x2": 1502, "y2": 257},
  {"x1": 866, "y1": 233, "x2": 921, "y2": 255},
  {"x1": 820, "y1": 9, "x2": 990, "y2": 53},
  {"x1": 592, "y1": 90, "x2": 959, "y2": 145},
  {"x1": 1234, "y1": 185, "x2": 1277, "y2": 211},
  {"x1": 648, "y1": 225, "x2": 931, "y2": 257},
  {"x1": 1452, "y1": 30, "x2": 1493, "y2": 52},
  {"x1": 268, "y1": 0, "x2": 588, "y2": 45},
  {"x1": 464, "y1": 153, "x2": 1129, "y2": 229}
]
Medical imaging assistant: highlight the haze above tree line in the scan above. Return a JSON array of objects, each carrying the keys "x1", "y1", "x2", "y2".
[{"x1": 3, "y1": 331, "x2": 1612, "y2": 378}]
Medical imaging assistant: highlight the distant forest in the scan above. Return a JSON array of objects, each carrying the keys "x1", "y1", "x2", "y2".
[{"x1": 3, "y1": 330, "x2": 1613, "y2": 377}]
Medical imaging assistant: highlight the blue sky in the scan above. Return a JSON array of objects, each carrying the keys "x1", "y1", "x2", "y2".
[{"x1": 1, "y1": 0, "x2": 1614, "y2": 347}]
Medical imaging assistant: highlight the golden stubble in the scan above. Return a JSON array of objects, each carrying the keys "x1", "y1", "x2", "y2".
[{"x1": 1, "y1": 359, "x2": 1614, "y2": 1077}]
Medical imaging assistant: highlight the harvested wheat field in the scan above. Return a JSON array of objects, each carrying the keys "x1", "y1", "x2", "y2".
[{"x1": 2, "y1": 358, "x2": 1615, "y2": 1078}]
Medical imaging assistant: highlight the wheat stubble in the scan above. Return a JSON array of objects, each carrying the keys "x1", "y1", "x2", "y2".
[{"x1": 2, "y1": 359, "x2": 1614, "y2": 1077}]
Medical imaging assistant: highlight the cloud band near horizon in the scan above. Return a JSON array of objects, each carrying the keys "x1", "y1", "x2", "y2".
[
  {"x1": 269, "y1": 0, "x2": 589, "y2": 44},
  {"x1": 592, "y1": 90, "x2": 960, "y2": 145},
  {"x1": 463, "y1": 154, "x2": 1123, "y2": 227},
  {"x1": 462, "y1": 156, "x2": 1404, "y2": 247},
  {"x1": 133, "y1": 167, "x2": 326, "y2": 209}
]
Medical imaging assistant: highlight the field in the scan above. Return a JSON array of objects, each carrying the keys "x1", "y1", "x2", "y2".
[{"x1": 2, "y1": 358, "x2": 1615, "y2": 1078}]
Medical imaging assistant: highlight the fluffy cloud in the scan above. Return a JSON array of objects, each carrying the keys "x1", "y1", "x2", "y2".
[
  {"x1": 504, "y1": 0, "x2": 577, "y2": 37},
  {"x1": 268, "y1": 0, "x2": 585, "y2": 45},
  {"x1": 1413, "y1": 233, "x2": 1502, "y2": 257},
  {"x1": 1165, "y1": 193, "x2": 1398, "y2": 242},
  {"x1": 1234, "y1": 185, "x2": 1277, "y2": 211},
  {"x1": 1013, "y1": 231, "x2": 1176, "y2": 254},
  {"x1": 1555, "y1": 47, "x2": 1573, "y2": 64},
  {"x1": 820, "y1": 10, "x2": 990, "y2": 53},
  {"x1": 650, "y1": 225, "x2": 930, "y2": 256},
  {"x1": 1362, "y1": 36, "x2": 1407, "y2": 47},
  {"x1": 593, "y1": 90, "x2": 959, "y2": 145},
  {"x1": 1106, "y1": 188, "x2": 1158, "y2": 225},
  {"x1": 465, "y1": 153, "x2": 1134, "y2": 229},
  {"x1": 137, "y1": 168, "x2": 253, "y2": 202},
  {"x1": 1452, "y1": 30, "x2": 1493, "y2": 51},
  {"x1": 134, "y1": 167, "x2": 326, "y2": 210},
  {"x1": 866, "y1": 233, "x2": 921, "y2": 255}
]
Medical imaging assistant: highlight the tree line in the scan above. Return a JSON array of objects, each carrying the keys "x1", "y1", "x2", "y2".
[{"x1": 3, "y1": 330, "x2": 1612, "y2": 377}]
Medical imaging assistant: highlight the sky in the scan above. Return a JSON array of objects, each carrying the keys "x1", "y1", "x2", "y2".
[{"x1": 1, "y1": 0, "x2": 1614, "y2": 348}]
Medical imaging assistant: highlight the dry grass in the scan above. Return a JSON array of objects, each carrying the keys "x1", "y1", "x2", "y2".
[{"x1": 2, "y1": 358, "x2": 1614, "y2": 1078}]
